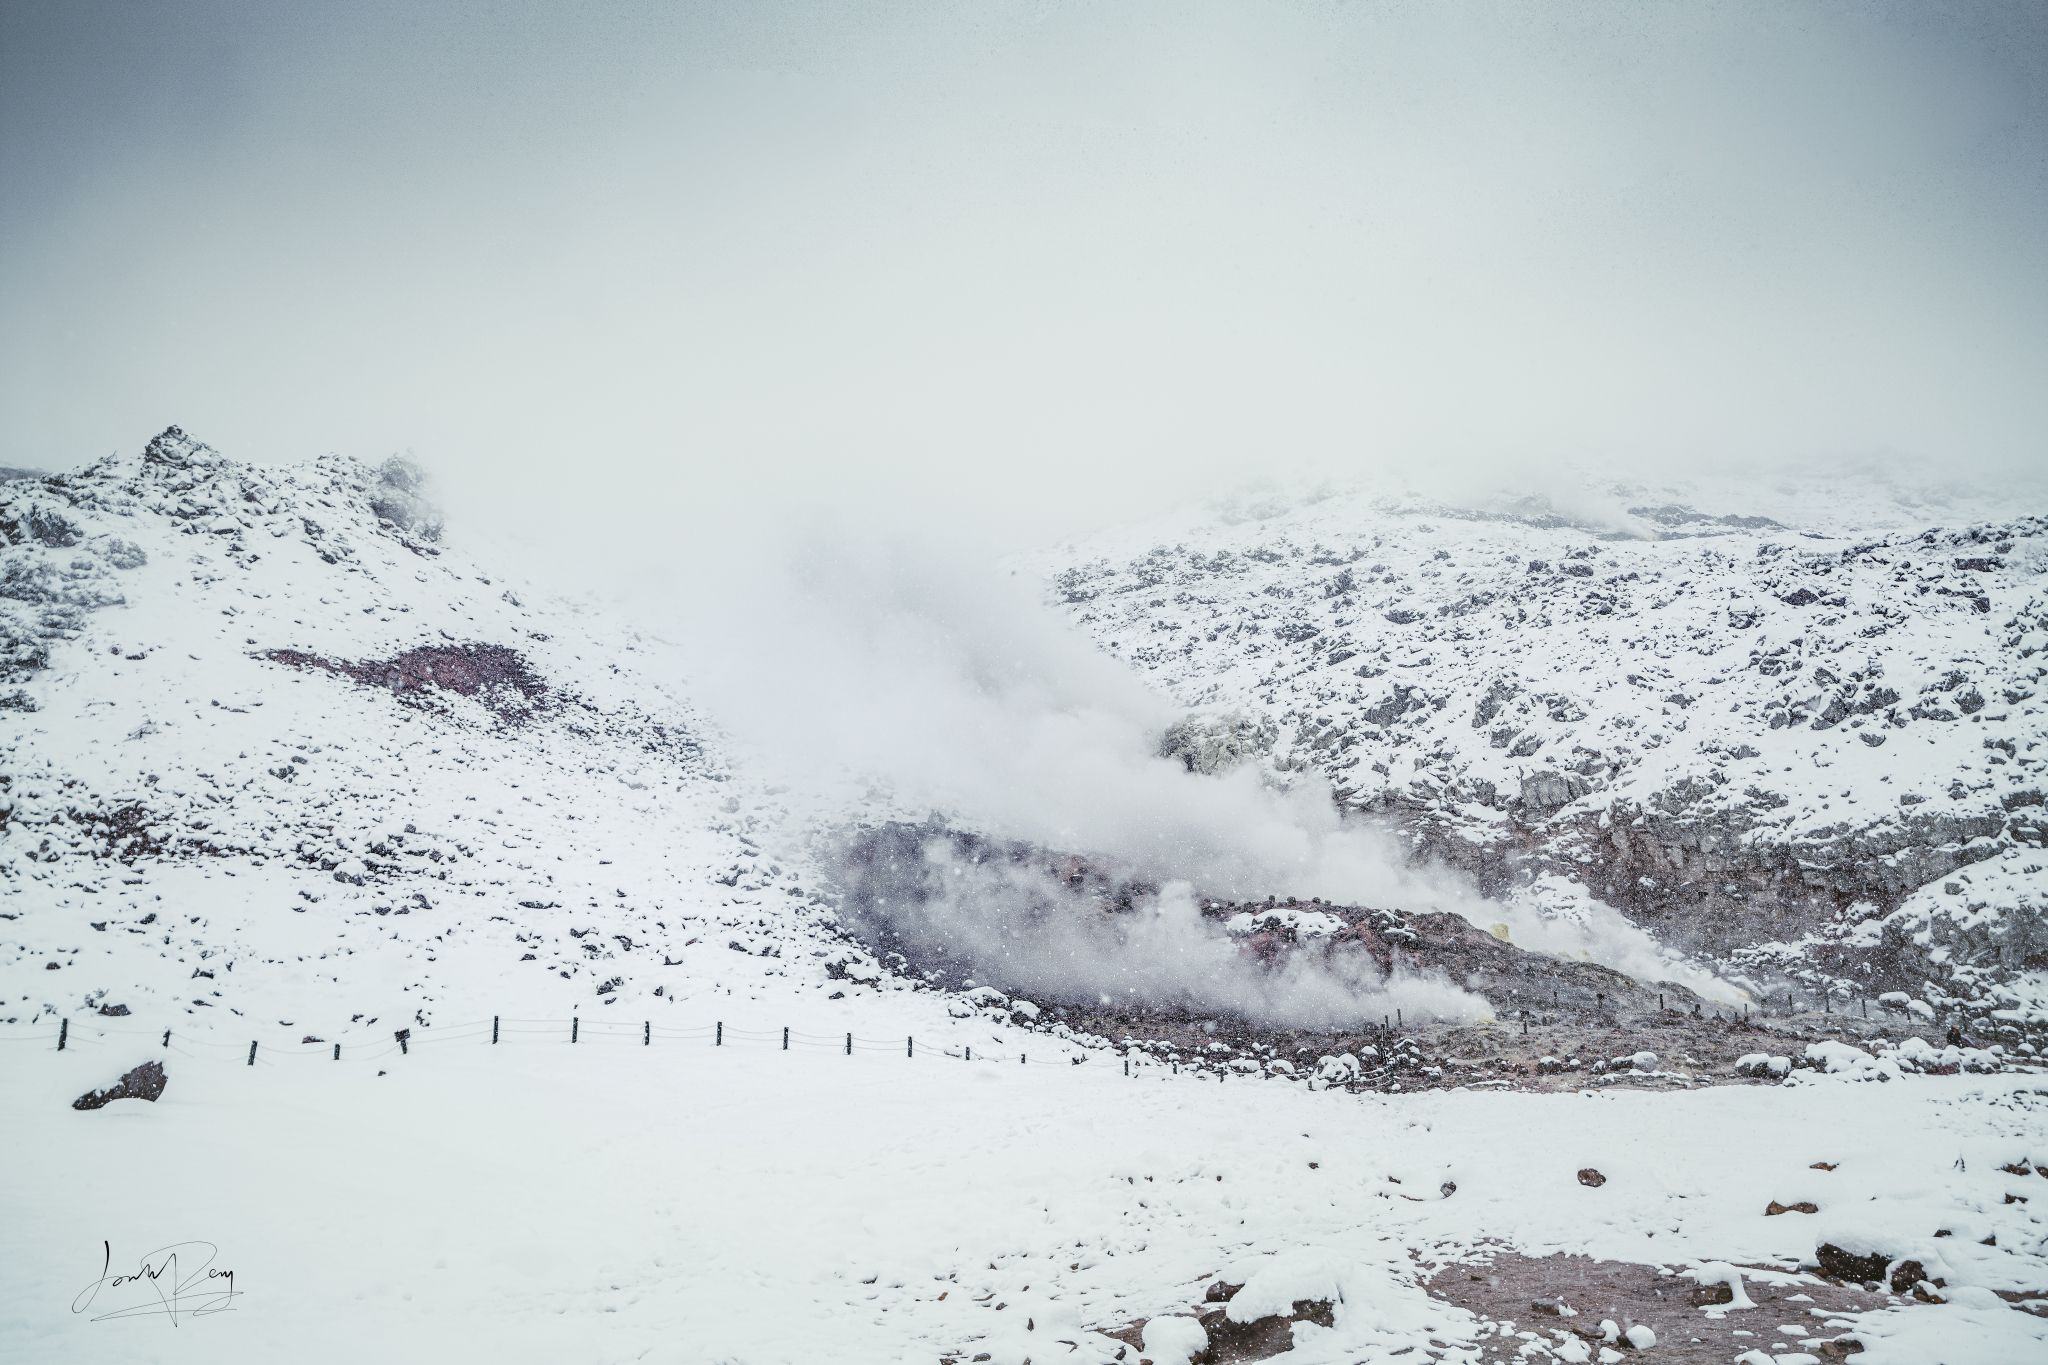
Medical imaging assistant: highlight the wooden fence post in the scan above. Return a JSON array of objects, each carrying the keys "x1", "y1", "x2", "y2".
[
  {"x1": 492, "y1": 1016, "x2": 499, "y2": 1044},
  {"x1": 58, "y1": 1018, "x2": 67, "y2": 1051},
  {"x1": 247, "y1": 1040, "x2": 257, "y2": 1066},
  {"x1": 716, "y1": 1021, "x2": 722, "y2": 1046},
  {"x1": 644, "y1": 1021, "x2": 650, "y2": 1046},
  {"x1": 572, "y1": 1017, "x2": 579, "y2": 1044},
  {"x1": 782, "y1": 1027, "x2": 789, "y2": 1051},
  {"x1": 846, "y1": 1032, "x2": 852, "y2": 1056},
  {"x1": 333, "y1": 1043, "x2": 340, "y2": 1061}
]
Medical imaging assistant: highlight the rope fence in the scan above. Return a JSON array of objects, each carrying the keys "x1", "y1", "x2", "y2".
[
  {"x1": 5, "y1": 1012, "x2": 1189, "y2": 1078},
  {"x1": 13, "y1": 992, "x2": 1985, "y2": 1088}
]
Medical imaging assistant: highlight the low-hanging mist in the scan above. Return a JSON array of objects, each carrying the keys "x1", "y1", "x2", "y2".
[{"x1": 628, "y1": 521, "x2": 1742, "y2": 1021}]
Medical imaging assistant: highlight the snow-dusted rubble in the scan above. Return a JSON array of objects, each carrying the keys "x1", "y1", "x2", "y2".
[{"x1": 1024, "y1": 480, "x2": 2048, "y2": 995}]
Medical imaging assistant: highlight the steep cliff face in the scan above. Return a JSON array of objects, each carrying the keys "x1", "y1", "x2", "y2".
[{"x1": 1024, "y1": 481, "x2": 2048, "y2": 992}]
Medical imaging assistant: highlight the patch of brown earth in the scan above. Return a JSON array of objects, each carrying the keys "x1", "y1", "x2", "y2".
[
  {"x1": 259, "y1": 643, "x2": 547, "y2": 718},
  {"x1": 1422, "y1": 1249, "x2": 1902, "y2": 1363}
]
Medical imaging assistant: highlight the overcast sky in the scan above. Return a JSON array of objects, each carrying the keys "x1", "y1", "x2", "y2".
[{"x1": 4, "y1": 1, "x2": 2044, "y2": 547}]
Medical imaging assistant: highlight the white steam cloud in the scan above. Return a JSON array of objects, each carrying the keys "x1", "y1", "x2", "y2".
[
  {"x1": 882, "y1": 853, "x2": 1486, "y2": 1028},
  {"x1": 10, "y1": 3, "x2": 1989, "y2": 1015},
  {"x1": 623, "y1": 517, "x2": 1738, "y2": 1020}
]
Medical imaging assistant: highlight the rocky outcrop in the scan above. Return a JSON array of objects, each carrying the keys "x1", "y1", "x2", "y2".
[
  {"x1": 2, "y1": 479, "x2": 148, "y2": 708},
  {"x1": 1033, "y1": 487, "x2": 2048, "y2": 981},
  {"x1": 1410, "y1": 799, "x2": 2018, "y2": 956},
  {"x1": 838, "y1": 822, "x2": 1701, "y2": 1038},
  {"x1": 2, "y1": 426, "x2": 427, "y2": 713},
  {"x1": 0, "y1": 427, "x2": 720, "y2": 891},
  {"x1": 72, "y1": 1059, "x2": 167, "y2": 1110},
  {"x1": 1159, "y1": 711, "x2": 1277, "y2": 775},
  {"x1": 367, "y1": 455, "x2": 443, "y2": 542},
  {"x1": 1881, "y1": 849, "x2": 2048, "y2": 980}
]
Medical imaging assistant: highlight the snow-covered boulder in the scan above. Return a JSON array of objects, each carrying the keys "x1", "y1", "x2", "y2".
[
  {"x1": 1158, "y1": 710, "x2": 1276, "y2": 776},
  {"x1": 1141, "y1": 1314, "x2": 1208, "y2": 1364}
]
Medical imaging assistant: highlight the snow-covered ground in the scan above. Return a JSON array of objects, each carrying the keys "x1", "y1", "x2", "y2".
[
  {"x1": 5, "y1": 1018, "x2": 2045, "y2": 1364},
  {"x1": 7, "y1": 435, "x2": 2048, "y2": 1363},
  {"x1": 1, "y1": 429, "x2": 874, "y2": 1033}
]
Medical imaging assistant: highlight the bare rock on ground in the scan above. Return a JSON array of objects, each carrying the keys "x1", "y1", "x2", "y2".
[{"x1": 72, "y1": 1059, "x2": 167, "y2": 1110}]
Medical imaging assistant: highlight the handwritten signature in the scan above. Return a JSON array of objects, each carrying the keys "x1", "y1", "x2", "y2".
[{"x1": 72, "y1": 1240, "x2": 240, "y2": 1323}]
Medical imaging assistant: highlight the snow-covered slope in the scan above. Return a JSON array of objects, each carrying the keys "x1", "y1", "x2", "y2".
[
  {"x1": 10, "y1": 1033, "x2": 2048, "y2": 1365},
  {"x1": 5, "y1": 436, "x2": 2047, "y2": 1364},
  {"x1": 0, "y1": 428, "x2": 899, "y2": 1038},
  {"x1": 1023, "y1": 476, "x2": 2048, "y2": 999}
]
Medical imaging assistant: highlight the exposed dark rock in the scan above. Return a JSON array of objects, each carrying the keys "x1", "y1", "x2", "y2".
[
  {"x1": 260, "y1": 643, "x2": 547, "y2": 717},
  {"x1": 1519, "y1": 772, "x2": 1582, "y2": 809},
  {"x1": 837, "y1": 821, "x2": 1697, "y2": 1051},
  {"x1": 1103, "y1": 1288, "x2": 1334, "y2": 1365},
  {"x1": 1883, "y1": 890, "x2": 2048, "y2": 977},
  {"x1": 1576, "y1": 1169, "x2": 1605, "y2": 1187},
  {"x1": 1197, "y1": 1297, "x2": 1334, "y2": 1361},
  {"x1": 72, "y1": 1060, "x2": 167, "y2": 1110},
  {"x1": 63, "y1": 803, "x2": 177, "y2": 861},
  {"x1": 1817, "y1": 1243, "x2": 1889, "y2": 1283}
]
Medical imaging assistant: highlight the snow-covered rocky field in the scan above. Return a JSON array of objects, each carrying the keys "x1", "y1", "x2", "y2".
[
  {"x1": 6, "y1": 1017, "x2": 2047, "y2": 1364},
  {"x1": 1024, "y1": 476, "x2": 2048, "y2": 1025},
  {"x1": 5, "y1": 433, "x2": 2046, "y2": 1364}
]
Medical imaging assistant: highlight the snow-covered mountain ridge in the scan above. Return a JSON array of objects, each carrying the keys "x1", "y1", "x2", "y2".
[
  {"x1": 0, "y1": 428, "x2": 914, "y2": 1036},
  {"x1": 6, "y1": 436, "x2": 2047, "y2": 1365},
  {"x1": 1024, "y1": 480, "x2": 2048, "y2": 1000}
]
